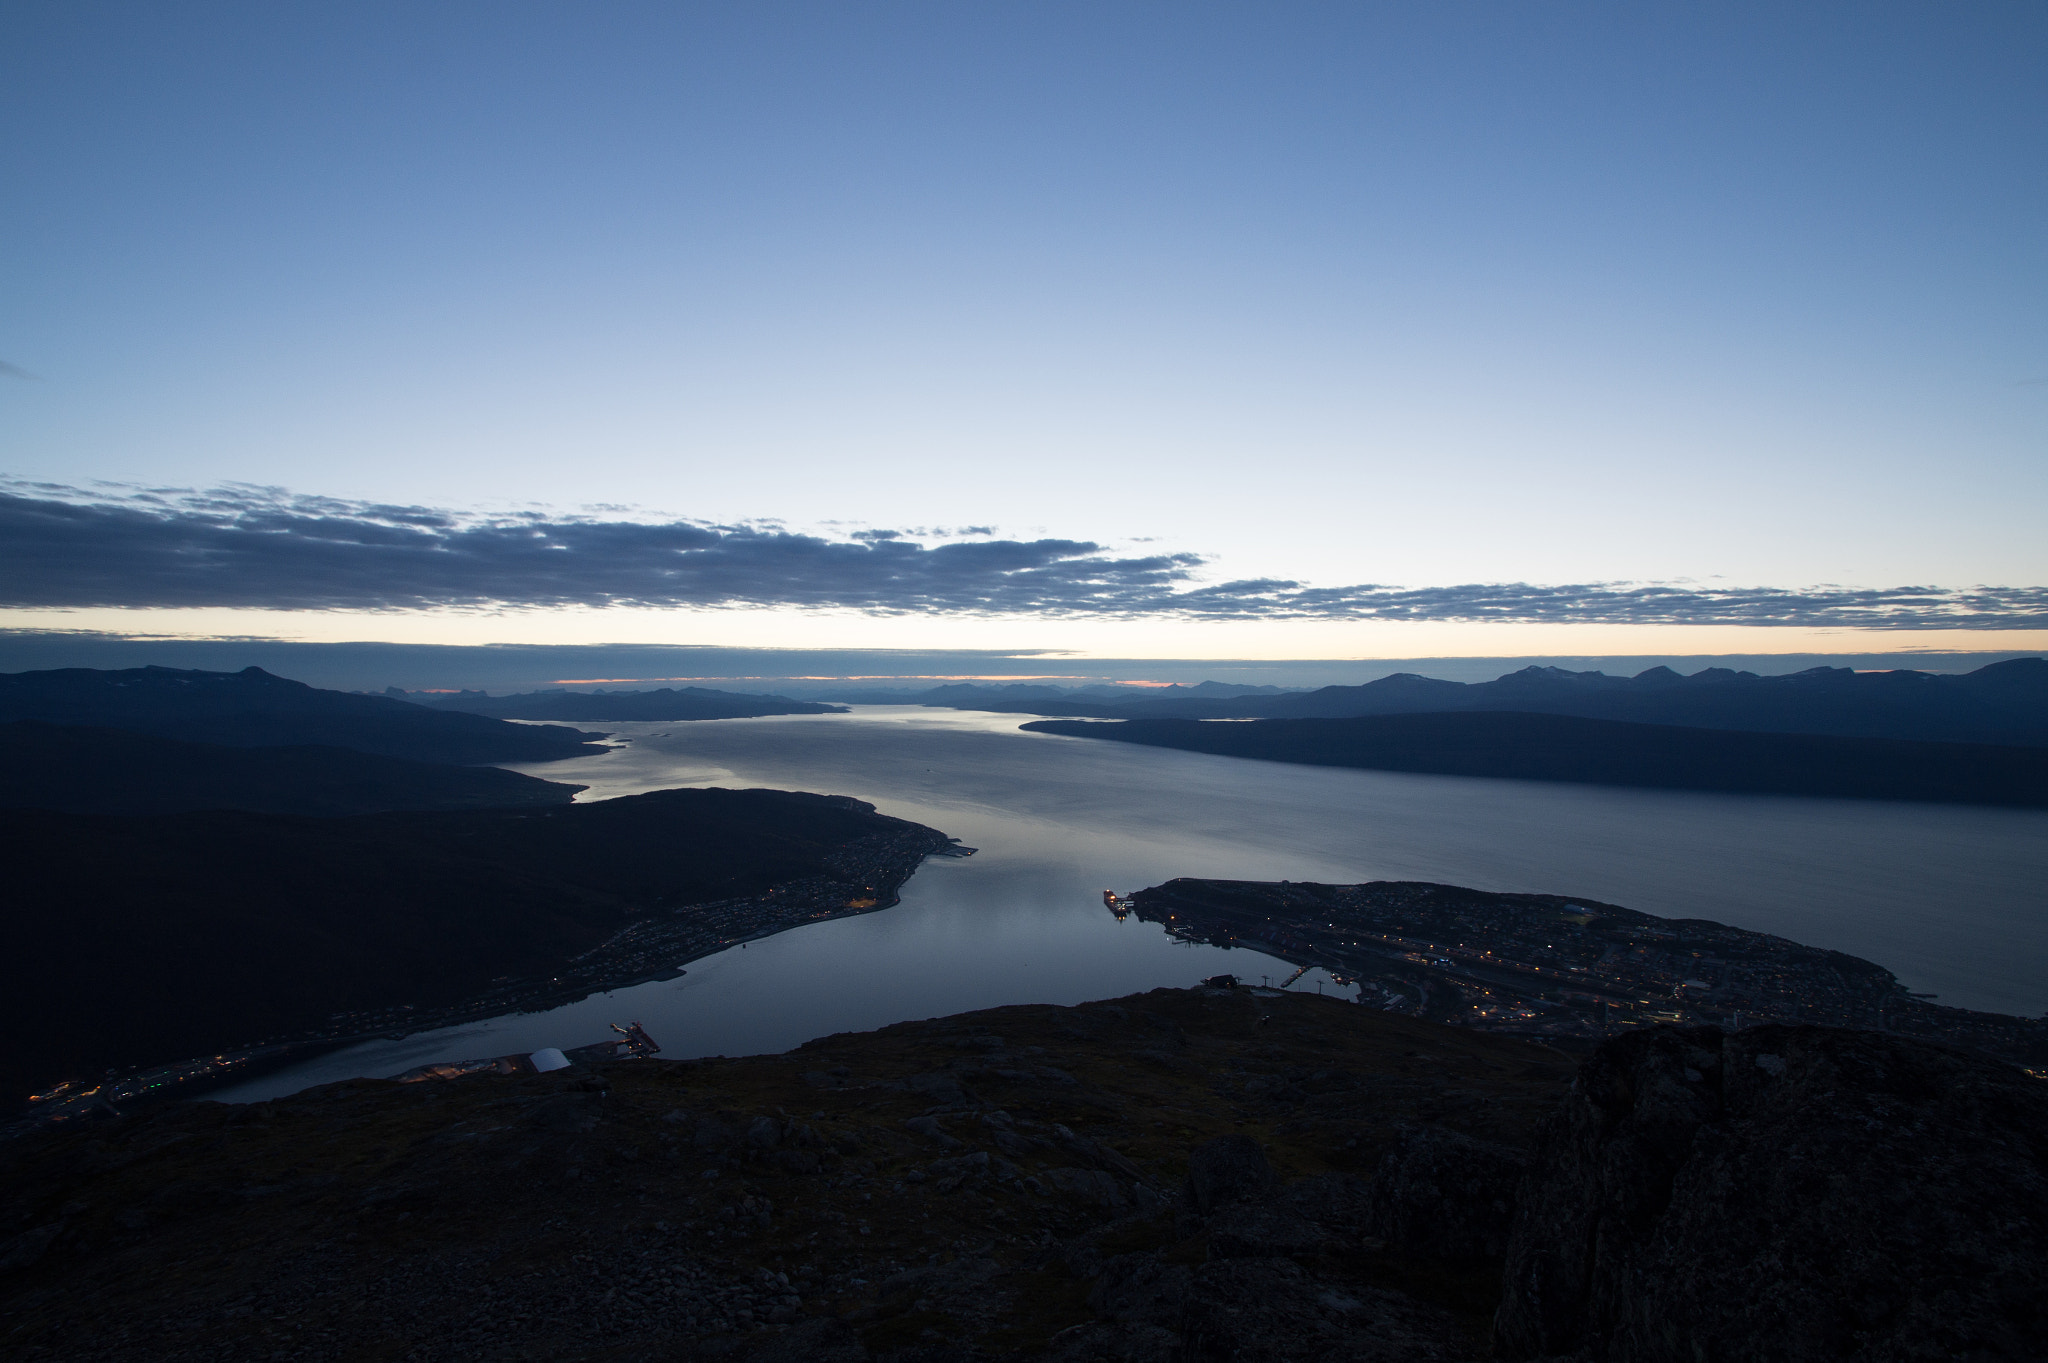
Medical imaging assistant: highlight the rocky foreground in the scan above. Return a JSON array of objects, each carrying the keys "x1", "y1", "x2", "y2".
[{"x1": 2, "y1": 985, "x2": 2042, "y2": 1362}]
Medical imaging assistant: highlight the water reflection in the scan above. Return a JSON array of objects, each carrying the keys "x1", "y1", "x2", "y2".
[{"x1": 219, "y1": 706, "x2": 2048, "y2": 1099}]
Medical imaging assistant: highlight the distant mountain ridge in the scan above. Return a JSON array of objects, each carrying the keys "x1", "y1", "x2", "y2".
[
  {"x1": 825, "y1": 679, "x2": 1299, "y2": 705},
  {"x1": 961, "y1": 659, "x2": 2048, "y2": 747},
  {"x1": 0, "y1": 721, "x2": 584, "y2": 817},
  {"x1": 0, "y1": 665, "x2": 608, "y2": 764},
  {"x1": 1022, "y1": 711, "x2": 2048, "y2": 807},
  {"x1": 403, "y1": 685, "x2": 848, "y2": 722}
]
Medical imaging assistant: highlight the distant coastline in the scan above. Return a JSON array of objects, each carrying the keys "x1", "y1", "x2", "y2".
[{"x1": 1022, "y1": 711, "x2": 2048, "y2": 808}]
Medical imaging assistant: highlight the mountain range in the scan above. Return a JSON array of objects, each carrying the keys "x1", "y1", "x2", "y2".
[
  {"x1": 400, "y1": 685, "x2": 848, "y2": 721},
  {"x1": 1022, "y1": 712, "x2": 2048, "y2": 808},
  {"x1": 825, "y1": 680, "x2": 1298, "y2": 705},
  {"x1": 958, "y1": 659, "x2": 2048, "y2": 746}
]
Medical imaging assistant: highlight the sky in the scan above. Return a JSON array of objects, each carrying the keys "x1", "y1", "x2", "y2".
[{"x1": 3, "y1": 1, "x2": 2045, "y2": 664}]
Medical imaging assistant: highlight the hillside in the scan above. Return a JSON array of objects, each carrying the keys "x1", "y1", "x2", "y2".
[
  {"x1": 1, "y1": 989, "x2": 2039, "y2": 1362},
  {"x1": 0, "y1": 788, "x2": 950, "y2": 1102},
  {"x1": 0, "y1": 721, "x2": 584, "y2": 816},
  {"x1": 0, "y1": 665, "x2": 608, "y2": 763},
  {"x1": 1021, "y1": 711, "x2": 2048, "y2": 807}
]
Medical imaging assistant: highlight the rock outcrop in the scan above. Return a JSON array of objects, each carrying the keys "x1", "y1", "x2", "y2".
[
  {"x1": 1365, "y1": 1123, "x2": 1528, "y2": 1264},
  {"x1": 11, "y1": 981, "x2": 2037, "y2": 1362},
  {"x1": 1496, "y1": 1023, "x2": 2048, "y2": 1362}
]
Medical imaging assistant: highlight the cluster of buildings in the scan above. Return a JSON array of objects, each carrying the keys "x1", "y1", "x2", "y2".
[{"x1": 1128, "y1": 877, "x2": 2047, "y2": 1067}]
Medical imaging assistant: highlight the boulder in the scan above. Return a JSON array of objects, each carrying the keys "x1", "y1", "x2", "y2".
[
  {"x1": 1183, "y1": 1134, "x2": 1277, "y2": 1213},
  {"x1": 1495, "y1": 1024, "x2": 2048, "y2": 1362},
  {"x1": 1046, "y1": 1167, "x2": 1130, "y2": 1211},
  {"x1": 1364, "y1": 1124, "x2": 1528, "y2": 1263}
]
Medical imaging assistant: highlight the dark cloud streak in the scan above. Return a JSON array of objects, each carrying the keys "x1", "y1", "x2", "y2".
[{"x1": 2, "y1": 482, "x2": 2042, "y2": 630}]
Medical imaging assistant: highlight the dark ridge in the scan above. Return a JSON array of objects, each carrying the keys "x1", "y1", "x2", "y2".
[
  {"x1": 407, "y1": 685, "x2": 848, "y2": 721},
  {"x1": 0, "y1": 665, "x2": 608, "y2": 764},
  {"x1": 0, "y1": 991, "x2": 2039, "y2": 1361},
  {"x1": 1021, "y1": 711, "x2": 2048, "y2": 807},
  {"x1": 953, "y1": 658, "x2": 2048, "y2": 746},
  {"x1": 0, "y1": 788, "x2": 949, "y2": 1102},
  {"x1": 0, "y1": 721, "x2": 584, "y2": 816}
]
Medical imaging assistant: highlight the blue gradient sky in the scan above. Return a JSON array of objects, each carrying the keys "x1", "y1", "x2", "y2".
[{"x1": 3, "y1": 2, "x2": 2044, "y2": 656}]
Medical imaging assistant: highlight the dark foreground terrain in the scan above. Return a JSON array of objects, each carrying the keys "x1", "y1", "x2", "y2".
[
  {"x1": 2, "y1": 987, "x2": 2041, "y2": 1362},
  {"x1": 1, "y1": 789, "x2": 951, "y2": 1104},
  {"x1": 1023, "y1": 711, "x2": 2048, "y2": 807}
]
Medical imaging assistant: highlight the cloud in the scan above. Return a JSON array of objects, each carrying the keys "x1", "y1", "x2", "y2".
[
  {"x1": 2, "y1": 480, "x2": 2043, "y2": 630},
  {"x1": 0, "y1": 361, "x2": 37, "y2": 381},
  {"x1": 0, "y1": 481, "x2": 1203, "y2": 615}
]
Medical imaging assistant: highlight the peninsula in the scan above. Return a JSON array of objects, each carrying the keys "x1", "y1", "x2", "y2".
[
  {"x1": 2, "y1": 788, "x2": 959, "y2": 1115},
  {"x1": 1121, "y1": 877, "x2": 2048, "y2": 1066}
]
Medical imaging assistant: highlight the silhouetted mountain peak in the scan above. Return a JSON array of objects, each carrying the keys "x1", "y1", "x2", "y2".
[
  {"x1": 1491, "y1": 665, "x2": 1627, "y2": 690},
  {"x1": 1962, "y1": 656, "x2": 2048, "y2": 692}
]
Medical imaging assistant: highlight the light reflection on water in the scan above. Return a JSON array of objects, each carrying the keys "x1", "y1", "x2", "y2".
[{"x1": 219, "y1": 706, "x2": 2048, "y2": 1099}]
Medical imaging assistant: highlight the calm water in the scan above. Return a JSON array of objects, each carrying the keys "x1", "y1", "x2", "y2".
[{"x1": 220, "y1": 705, "x2": 2048, "y2": 1099}]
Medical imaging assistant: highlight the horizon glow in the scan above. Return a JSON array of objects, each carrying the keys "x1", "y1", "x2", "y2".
[{"x1": 2, "y1": 2, "x2": 2042, "y2": 655}]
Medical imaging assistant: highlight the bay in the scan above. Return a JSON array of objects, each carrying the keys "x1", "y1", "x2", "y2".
[{"x1": 219, "y1": 705, "x2": 2048, "y2": 1100}]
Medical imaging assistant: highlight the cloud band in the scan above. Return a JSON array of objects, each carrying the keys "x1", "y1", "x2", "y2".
[{"x1": 2, "y1": 481, "x2": 2042, "y2": 630}]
